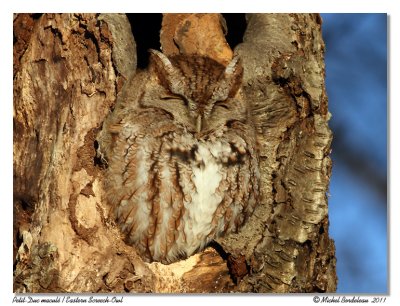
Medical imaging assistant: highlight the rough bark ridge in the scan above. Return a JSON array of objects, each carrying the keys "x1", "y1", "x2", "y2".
[
  {"x1": 219, "y1": 13, "x2": 336, "y2": 292},
  {"x1": 13, "y1": 13, "x2": 336, "y2": 293}
]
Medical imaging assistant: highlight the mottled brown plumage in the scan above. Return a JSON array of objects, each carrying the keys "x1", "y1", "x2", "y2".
[{"x1": 97, "y1": 50, "x2": 259, "y2": 264}]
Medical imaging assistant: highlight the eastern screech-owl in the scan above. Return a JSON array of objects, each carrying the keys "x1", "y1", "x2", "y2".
[{"x1": 97, "y1": 50, "x2": 260, "y2": 264}]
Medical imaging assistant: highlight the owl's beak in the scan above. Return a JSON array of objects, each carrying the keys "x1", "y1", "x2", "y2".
[{"x1": 196, "y1": 115, "x2": 202, "y2": 133}]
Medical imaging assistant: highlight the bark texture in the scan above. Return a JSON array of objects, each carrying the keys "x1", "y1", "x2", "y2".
[
  {"x1": 218, "y1": 13, "x2": 336, "y2": 292},
  {"x1": 13, "y1": 13, "x2": 336, "y2": 293}
]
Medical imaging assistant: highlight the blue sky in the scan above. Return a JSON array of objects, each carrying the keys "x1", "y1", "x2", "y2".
[{"x1": 321, "y1": 13, "x2": 387, "y2": 293}]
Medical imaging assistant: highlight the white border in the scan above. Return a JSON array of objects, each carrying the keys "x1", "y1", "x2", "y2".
[
  {"x1": 4, "y1": 0, "x2": 396, "y2": 13},
  {"x1": 2, "y1": 1, "x2": 398, "y2": 305}
]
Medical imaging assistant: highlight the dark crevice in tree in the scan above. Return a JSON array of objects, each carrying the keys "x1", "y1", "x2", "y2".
[
  {"x1": 221, "y1": 13, "x2": 247, "y2": 50},
  {"x1": 126, "y1": 13, "x2": 162, "y2": 69},
  {"x1": 32, "y1": 13, "x2": 43, "y2": 20},
  {"x1": 209, "y1": 240, "x2": 229, "y2": 261},
  {"x1": 93, "y1": 139, "x2": 107, "y2": 169},
  {"x1": 126, "y1": 14, "x2": 247, "y2": 69}
]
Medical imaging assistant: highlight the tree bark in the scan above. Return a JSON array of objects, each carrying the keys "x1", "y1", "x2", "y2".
[{"x1": 13, "y1": 13, "x2": 336, "y2": 293}]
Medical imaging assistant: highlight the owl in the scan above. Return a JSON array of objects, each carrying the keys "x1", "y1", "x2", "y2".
[{"x1": 97, "y1": 50, "x2": 260, "y2": 264}]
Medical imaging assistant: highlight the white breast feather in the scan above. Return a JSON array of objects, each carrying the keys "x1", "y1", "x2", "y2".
[{"x1": 183, "y1": 142, "x2": 224, "y2": 254}]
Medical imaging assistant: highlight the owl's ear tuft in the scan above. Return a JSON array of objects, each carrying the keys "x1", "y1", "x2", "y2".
[
  {"x1": 149, "y1": 49, "x2": 173, "y2": 74},
  {"x1": 225, "y1": 56, "x2": 242, "y2": 76},
  {"x1": 213, "y1": 56, "x2": 243, "y2": 101},
  {"x1": 224, "y1": 56, "x2": 243, "y2": 97},
  {"x1": 149, "y1": 49, "x2": 185, "y2": 95}
]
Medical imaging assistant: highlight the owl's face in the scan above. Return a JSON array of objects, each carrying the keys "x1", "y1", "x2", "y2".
[{"x1": 143, "y1": 50, "x2": 246, "y2": 136}]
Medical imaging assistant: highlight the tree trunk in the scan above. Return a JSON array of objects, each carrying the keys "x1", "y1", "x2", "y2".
[{"x1": 13, "y1": 13, "x2": 336, "y2": 293}]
